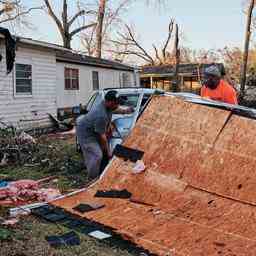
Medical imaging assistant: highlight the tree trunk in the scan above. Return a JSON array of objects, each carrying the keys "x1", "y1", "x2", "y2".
[
  {"x1": 96, "y1": 0, "x2": 106, "y2": 58},
  {"x1": 63, "y1": 34, "x2": 71, "y2": 49},
  {"x1": 240, "y1": 0, "x2": 255, "y2": 100},
  {"x1": 44, "y1": 0, "x2": 96, "y2": 50},
  {"x1": 172, "y1": 24, "x2": 180, "y2": 92}
]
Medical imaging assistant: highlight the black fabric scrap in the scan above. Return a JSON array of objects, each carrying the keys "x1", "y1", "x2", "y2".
[
  {"x1": 43, "y1": 212, "x2": 67, "y2": 222},
  {"x1": 65, "y1": 219, "x2": 85, "y2": 229},
  {"x1": 94, "y1": 189, "x2": 132, "y2": 199},
  {"x1": 73, "y1": 203, "x2": 105, "y2": 213},
  {"x1": 32, "y1": 205, "x2": 56, "y2": 216},
  {"x1": 45, "y1": 231, "x2": 80, "y2": 248},
  {"x1": 113, "y1": 144, "x2": 144, "y2": 162},
  {"x1": 0, "y1": 27, "x2": 16, "y2": 74}
]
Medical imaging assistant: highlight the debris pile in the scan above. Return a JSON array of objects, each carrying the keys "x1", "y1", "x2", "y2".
[
  {"x1": 0, "y1": 178, "x2": 61, "y2": 206},
  {"x1": 0, "y1": 121, "x2": 80, "y2": 173},
  {"x1": 0, "y1": 122, "x2": 38, "y2": 167}
]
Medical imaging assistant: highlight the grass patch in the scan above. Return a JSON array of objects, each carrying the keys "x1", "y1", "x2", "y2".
[{"x1": 0, "y1": 136, "x2": 134, "y2": 256}]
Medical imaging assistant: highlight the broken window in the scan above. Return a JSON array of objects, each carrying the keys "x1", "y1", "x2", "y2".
[
  {"x1": 15, "y1": 63, "x2": 32, "y2": 94},
  {"x1": 65, "y1": 68, "x2": 79, "y2": 90},
  {"x1": 92, "y1": 71, "x2": 99, "y2": 90}
]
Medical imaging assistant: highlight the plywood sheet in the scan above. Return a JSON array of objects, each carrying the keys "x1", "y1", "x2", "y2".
[{"x1": 52, "y1": 96, "x2": 256, "y2": 255}]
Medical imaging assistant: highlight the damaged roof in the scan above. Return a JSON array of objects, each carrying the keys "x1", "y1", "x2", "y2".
[
  {"x1": 141, "y1": 63, "x2": 225, "y2": 76},
  {"x1": 51, "y1": 95, "x2": 256, "y2": 255}
]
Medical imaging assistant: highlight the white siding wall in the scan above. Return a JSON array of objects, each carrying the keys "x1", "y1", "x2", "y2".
[
  {"x1": 56, "y1": 62, "x2": 136, "y2": 108},
  {"x1": 0, "y1": 45, "x2": 57, "y2": 129}
]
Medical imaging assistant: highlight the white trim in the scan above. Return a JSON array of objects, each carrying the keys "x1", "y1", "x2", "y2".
[{"x1": 14, "y1": 61, "x2": 33, "y2": 98}]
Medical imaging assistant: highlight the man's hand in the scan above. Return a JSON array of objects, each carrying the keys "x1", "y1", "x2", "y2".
[
  {"x1": 113, "y1": 106, "x2": 135, "y2": 115},
  {"x1": 107, "y1": 151, "x2": 112, "y2": 159}
]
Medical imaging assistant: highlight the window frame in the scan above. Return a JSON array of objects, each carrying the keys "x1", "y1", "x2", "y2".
[
  {"x1": 92, "y1": 71, "x2": 99, "y2": 91},
  {"x1": 122, "y1": 72, "x2": 131, "y2": 88},
  {"x1": 64, "y1": 67, "x2": 79, "y2": 90},
  {"x1": 119, "y1": 93, "x2": 140, "y2": 108},
  {"x1": 14, "y1": 62, "x2": 33, "y2": 97}
]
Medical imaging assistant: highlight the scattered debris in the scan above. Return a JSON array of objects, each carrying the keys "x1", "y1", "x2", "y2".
[
  {"x1": 18, "y1": 131, "x2": 36, "y2": 144},
  {"x1": 45, "y1": 231, "x2": 80, "y2": 248},
  {"x1": 0, "y1": 227, "x2": 12, "y2": 241},
  {"x1": 132, "y1": 160, "x2": 146, "y2": 174},
  {"x1": 94, "y1": 189, "x2": 132, "y2": 199},
  {"x1": 0, "y1": 120, "x2": 79, "y2": 172},
  {"x1": 9, "y1": 202, "x2": 47, "y2": 217},
  {"x1": 73, "y1": 203, "x2": 105, "y2": 213},
  {"x1": 0, "y1": 180, "x2": 8, "y2": 188},
  {"x1": 113, "y1": 144, "x2": 144, "y2": 163},
  {"x1": 0, "y1": 153, "x2": 8, "y2": 167},
  {"x1": 2, "y1": 218, "x2": 19, "y2": 226},
  {"x1": 37, "y1": 188, "x2": 61, "y2": 202},
  {"x1": 88, "y1": 230, "x2": 112, "y2": 240},
  {"x1": 0, "y1": 178, "x2": 61, "y2": 206},
  {"x1": 48, "y1": 113, "x2": 74, "y2": 132}
]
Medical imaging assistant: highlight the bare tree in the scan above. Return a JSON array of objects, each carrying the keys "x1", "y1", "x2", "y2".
[
  {"x1": 80, "y1": 0, "x2": 132, "y2": 57},
  {"x1": 44, "y1": 0, "x2": 96, "y2": 49},
  {"x1": 80, "y1": 0, "x2": 166, "y2": 58},
  {"x1": 108, "y1": 19, "x2": 176, "y2": 65},
  {"x1": 0, "y1": 0, "x2": 42, "y2": 26},
  {"x1": 240, "y1": 0, "x2": 255, "y2": 99}
]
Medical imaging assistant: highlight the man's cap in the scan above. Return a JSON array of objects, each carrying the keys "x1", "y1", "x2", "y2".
[
  {"x1": 104, "y1": 90, "x2": 120, "y2": 103},
  {"x1": 204, "y1": 65, "x2": 221, "y2": 78}
]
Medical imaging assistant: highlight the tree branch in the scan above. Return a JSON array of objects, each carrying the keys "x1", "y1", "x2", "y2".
[
  {"x1": 70, "y1": 22, "x2": 97, "y2": 37},
  {"x1": 162, "y1": 19, "x2": 174, "y2": 60},
  {"x1": 124, "y1": 24, "x2": 155, "y2": 64},
  {"x1": 44, "y1": 0, "x2": 63, "y2": 34},
  {"x1": 68, "y1": 10, "x2": 95, "y2": 27},
  {"x1": 0, "y1": 6, "x2": 43, "y2": 24},
  {"x1": 108, "y1": 49, "x2": 154, "y2": 64},
  {"x1": 153, "y1": 44, "x2": 162, "y2": 64},
  {"x1": 68, "y1": 10, "x2": 84, "y2": 27}
]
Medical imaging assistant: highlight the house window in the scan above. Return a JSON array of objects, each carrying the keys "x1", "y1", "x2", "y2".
[
  {"x1": 16, "y1": 63, "x2": 32, "y2": 94},
  {"x1": 122, "y1": 73, "x2": 131, "y2": 87},
  {"x1": 92, "y1": 71, "x2": 99, "y2": 90},
  {"x1": 65, "y1": 67, "x2": 79, "y2": 90}
]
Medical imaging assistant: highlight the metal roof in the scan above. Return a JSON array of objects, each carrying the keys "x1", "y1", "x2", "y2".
[
  {"x1": 14, "y1": 37, "x2": 135, "y2": 72},
  {"x1": 141, "y1": 63, "x2": 225, "y2": 77},
  {"x1": 56, "y1": 50, "x2": 135, "y2": 71}
]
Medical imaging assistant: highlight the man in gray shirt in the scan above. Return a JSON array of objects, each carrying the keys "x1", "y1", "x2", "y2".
[{"x1": 76, "y1": 90, "x2": 133, "y2": 179}]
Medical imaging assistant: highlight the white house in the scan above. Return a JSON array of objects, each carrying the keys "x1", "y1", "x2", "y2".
[
  {"x1": 55, "y1": 49, "x2": 139, "y2": 115},
  {"x1": 0, "y1": 37, "x2": 138, "y2": 129}
]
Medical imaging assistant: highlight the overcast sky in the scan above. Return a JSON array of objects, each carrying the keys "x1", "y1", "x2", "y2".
[{"x1": 9, "y1": 0, "x2": 250, "y2": 52}]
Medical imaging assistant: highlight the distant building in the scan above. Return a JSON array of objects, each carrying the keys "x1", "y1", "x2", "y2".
[{"x1": 140, "y1": 63, "x2": 225, "y2": 94}]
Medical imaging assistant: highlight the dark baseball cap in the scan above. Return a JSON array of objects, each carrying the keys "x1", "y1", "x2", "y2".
[{"x1": 104, "y1": 90, "x2": 120, "y2": 103}]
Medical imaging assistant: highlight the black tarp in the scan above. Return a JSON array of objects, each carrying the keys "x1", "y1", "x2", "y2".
[{"x1": 0, "y1": 27, "x2": 16, "y2": 74}]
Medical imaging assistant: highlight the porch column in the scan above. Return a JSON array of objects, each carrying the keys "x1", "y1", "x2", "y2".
[
  {"x1": 150, "y1": 76, "x2": 153, "y2": 88},
  {"x1": 180, "y1": 76, "x2": 184, "y2": 87}
]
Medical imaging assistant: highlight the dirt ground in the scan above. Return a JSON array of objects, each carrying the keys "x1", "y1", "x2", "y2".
[{"x1": 0, "y1": 134, "x2": 134, "y2": 256}]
